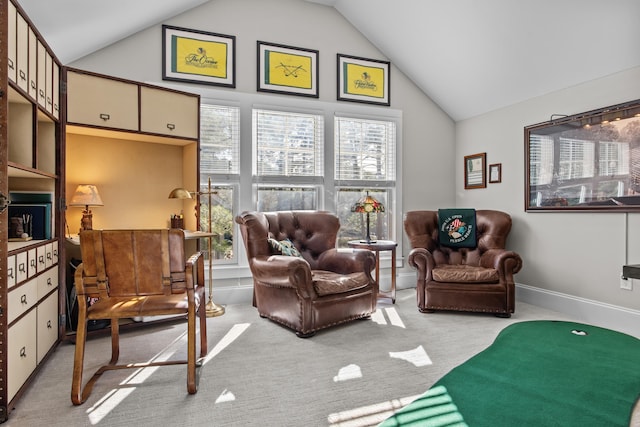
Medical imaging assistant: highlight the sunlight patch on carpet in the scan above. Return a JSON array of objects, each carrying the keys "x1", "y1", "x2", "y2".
[
  {"x1": 87, "y1": 331, "x2": 186, "y2": 423},
  {"x1": 327, "y1": 393, "x2": 421, "y2": 427},
  {"x1": 334, "y1": 364, "x2": 362, "y2": 382},
  {"x1": 215, "y1": 389, "x2": 236, "y2": 403},
  {"x1": 203, "y1": 323, "x2": 251, "y2": 365},
  {"x1": 371, "y1": 307, "x2": 406, "y2": 328},
  {"x1": 389, "y1": 345, "x2": 432, "y2": 367}
]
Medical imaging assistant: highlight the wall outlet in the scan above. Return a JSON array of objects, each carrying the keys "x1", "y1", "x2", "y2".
[{"x1": 620, "y1": 276, "x2": 633, "y2": 290}]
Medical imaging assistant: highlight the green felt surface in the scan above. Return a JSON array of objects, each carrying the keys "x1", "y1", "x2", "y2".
[{"x1": 380, "y1": 321, "x2": 640, "y2": 427}]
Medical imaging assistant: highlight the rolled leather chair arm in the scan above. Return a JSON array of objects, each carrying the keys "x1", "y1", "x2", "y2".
[
  {"x1": 480, "y1": 249, "x2": 523, "y2": 276},
  {"x1": 317, "y1": 248, "x2": 376, "y2": 277},
  {"x1": 185, "y1": 251, "x2": 205, "y2": 289},
  {"x1": 407, "y1": 248, "x2": 436, "y2": 281},
  {"x1": 250, "y1": 255, "x2": 314, "y2": 296}
]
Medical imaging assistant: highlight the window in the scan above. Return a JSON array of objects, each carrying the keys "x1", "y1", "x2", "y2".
[
  {"x1": 252, "y1": 109, "x2": 324, "y2": 210},
  {"x1": 335, "y1": 116, "x2": 396, "y2": 246},
  {"x1": 199, "y1": 103, "x2": 240, "y2": 262}
]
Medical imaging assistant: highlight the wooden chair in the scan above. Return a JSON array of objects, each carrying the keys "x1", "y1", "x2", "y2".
[{"x1": 71, "y1": 229, "x2": 208, "y2": 405}]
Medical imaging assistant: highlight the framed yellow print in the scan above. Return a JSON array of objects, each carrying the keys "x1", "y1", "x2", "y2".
[
  {"x1": 162, "y1": 25, "x2": 235, "y2": 87},
  {"x1": 337, "y1": 54, "x2": 390, "y2": 106},
  {"x1": 257, "y1": 41, "x2": 319, "y2": 98}
]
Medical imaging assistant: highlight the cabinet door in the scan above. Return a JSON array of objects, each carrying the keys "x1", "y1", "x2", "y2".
[
  {"x1": 16, "y1": 12, "x2": 29, "y2": 93},
  {"x1": 8, "y1": 1, "x2": 17, "y2": 83},
  {"x1": 8, "y1": 310, "x2": 37, "y2": 402},
  {"x1": 45, "y1": 51, "x2": 54, "y2": 115},
  {"x1": 37, "y1": 291, "x2": 59, "y2": 364},
  {"x1": 37, "y1": 41, "x2": 47, "y2": 110},
  {"x1": 66, "y1": 71, "x2": 139, "y2": 131},
  {"x1": 140, "y1": 87, "x2": 199, "y2": 139},
  {"x1": 52, "y1": 62, "x2": 60, "y2": 119},
  {"x1": 29, "y1": 28, "x2": 38, "y2": 101}
]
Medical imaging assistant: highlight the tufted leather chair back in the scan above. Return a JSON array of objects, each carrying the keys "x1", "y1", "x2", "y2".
[
  {"x1": 237, "y1": 210, "x2": 339, "y2": 270},
  {"x1": 404, "y1": 210, "x2": 512, "y2": 266}
]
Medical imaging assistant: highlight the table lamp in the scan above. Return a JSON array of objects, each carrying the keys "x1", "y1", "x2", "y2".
[
  {"x1": 69, "y1": 184, "x2": 103, "y2": 234},
  {"x1": 351, "y1": 191, "x2": 385, "y2": 244}
]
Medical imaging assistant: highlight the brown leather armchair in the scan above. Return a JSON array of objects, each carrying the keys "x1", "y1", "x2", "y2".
[
  {"x1": 404, "y1": 210, "x2": 523, "y2": 317},
  {"x1": 236, "y1": 210, "x2": 378, "y2": 337}
]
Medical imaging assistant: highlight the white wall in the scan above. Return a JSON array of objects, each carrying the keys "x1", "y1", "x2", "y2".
[
  {"x1": 68, "y1": 0, "x2": 454, "y2": 280},
  {"x1": 456, "y1": 66, "x2": 640, "y2": 315}
]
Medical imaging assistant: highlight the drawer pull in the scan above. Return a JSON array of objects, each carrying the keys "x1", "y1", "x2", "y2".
[
  {"x1": 30, "y1": 259, "x2": 36, "y2": 268},
  {"x1": 47, "y1": 97, "x2": 52, "y2": 106},
  {"x1": 20, "y1": 294, "x2": 28, "y2": 305},
  {"x1": 19, "y1": 70, "x2": 26, "y2": 81},
  {"x1": 18, "y1": 263, "x2": 26, "y2": 273},
  {"x1": 47, "y1": 320, "x2": 52, "y2": 329},
  {"x1": 8, "y1": 58, "x2": 14, "y2": 70},
  {"x1": 31, "y1": 80, "x2": 36, "y2": 90},
  {"x1": 39, "y1": 88, "x2": 45, "y2": 99},
  {"x1": 47, "y1": 278, "x2": 52, "y2": 286},
  {"x1": 8, "y1": 267, "x2": 14, "y2": 279},
  {"x1": 99, "y1": 113, "x2": 110, "y2": 121},
  {"x1": 167, "y1": 123, "x2": 176, "y2": 131},
  {"x1": 20, "y1": 347, "x2": 26, "y2": 358},
  {"x1": 39, "y1": 255, "x2": 45, "y2": 265},
  {"x1": 47, "y1": 253, "x2": 52, "y2": 260}
]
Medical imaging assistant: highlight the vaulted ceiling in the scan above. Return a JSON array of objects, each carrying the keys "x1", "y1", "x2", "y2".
[{"x1": 17, "y1": 0, "x2": 640, "y2": 121}]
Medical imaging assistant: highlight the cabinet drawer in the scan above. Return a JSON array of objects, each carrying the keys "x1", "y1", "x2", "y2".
[
  {"x1": 37, "y1": 245, "x2": 47, "y2": 273},
  {"x1": 8, "y1": 310, "x2": 37, "y2": 402},
  {"x1": 16, "y1": 251, "x2": 27, "y2": 284},
  {"x1": 37, "y1": 266, "x2": 58, "y2": 300},
  {"x1": 66, "y1": 71, "x2": 139, "y2": 131},
  {"x1": 37, "y1": 291, "x2": 59, "y2": 364},
  {"x1": 27, "y1": 248, "x2": 37, "y2": 278},
  {"x1": 8, "y1": 278, "x2": 37, "y2": 324},
  {"x1": 7, "y1": 255, "x2": 16, "y2": 287},
  {"x1": 140, "y1": 87, "x2": 199, "y2": 139}
]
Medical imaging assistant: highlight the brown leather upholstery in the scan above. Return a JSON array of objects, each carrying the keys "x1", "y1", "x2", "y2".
[
  {"x1": 404, "y1": 210, "x2": 523, "y2": 317},
  {"x1": 236, "y1": 210, "x2": 378, "y2": 337},
  {"x1": 71, "y1": 229, "x2": 207, "y2": 405}
]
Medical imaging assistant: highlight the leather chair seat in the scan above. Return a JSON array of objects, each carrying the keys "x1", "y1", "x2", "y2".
[
  {"x1": 312, "y1": 270, "x2": 371, "y2": 296},
  {"x1": 432, "y1": 265, "x2": 499, "y2": 283},
  {"x1": 86, "y1": 289, "x2": 204, "y2": 319}
]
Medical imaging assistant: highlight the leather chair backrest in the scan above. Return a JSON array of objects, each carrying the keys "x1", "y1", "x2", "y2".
[
  {"x1": 404, "y1": 210, "x2": 512, "y2": 266},
  {"x1": 237, "y1": 211, "x2": 339, "y2": 270},
  {"x1": 79, "y1": 229, "x2": 187, "y2": 296}
]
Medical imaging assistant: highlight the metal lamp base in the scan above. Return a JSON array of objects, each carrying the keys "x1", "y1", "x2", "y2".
[{"x1": 205, "y1": 297, "x2": 225, "y2": 317}]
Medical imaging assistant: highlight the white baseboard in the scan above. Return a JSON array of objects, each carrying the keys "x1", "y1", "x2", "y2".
[{"x1": 516, "y1": 283, "x2": 640, "y2": 339}]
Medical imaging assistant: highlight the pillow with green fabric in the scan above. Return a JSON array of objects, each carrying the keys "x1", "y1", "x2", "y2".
[{"x1": 268, "y1": 238, "x2": 302, "y2": 257}]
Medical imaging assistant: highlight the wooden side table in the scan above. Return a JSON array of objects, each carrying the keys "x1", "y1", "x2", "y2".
[{"x1": 347, "y1": 240, "x2": 397, "y2": 303}]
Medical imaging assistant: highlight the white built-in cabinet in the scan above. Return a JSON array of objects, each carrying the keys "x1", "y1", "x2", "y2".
[{"x1": 1, "y1": 0, "x2": 63, "y2": 421}]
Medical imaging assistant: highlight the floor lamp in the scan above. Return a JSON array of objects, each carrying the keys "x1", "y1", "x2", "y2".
[{"x1": 168, "y1": 177, "x2": 225, "y2": 317}]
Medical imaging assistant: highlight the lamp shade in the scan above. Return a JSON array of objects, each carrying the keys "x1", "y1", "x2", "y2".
[
  {"x1": 69, "y1": 184, "x2": 103, "y2": 207},
  {"x1": 351, "y1": 191, "x2": 385, "y2": 213},
  {"x1": 168, "y1": 188, "x2": 193, "y2": 199}
]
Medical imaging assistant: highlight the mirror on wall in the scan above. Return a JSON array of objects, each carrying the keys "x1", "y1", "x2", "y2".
[{"x1": 525, "y1": 99, "x2": 640, "y2": 211}]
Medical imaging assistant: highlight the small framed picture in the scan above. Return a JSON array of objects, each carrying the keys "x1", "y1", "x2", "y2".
[
  {"x1": 489, "y1": 163, "x2": 502, "y2": 183},
  {"x1": 162, "y1": 25, "x2": 235, "y2": 87},
  {"x1": 257, "y1": 41, "x2": 319, "y2": 98},
  {"x1": 337, "y1": 54, "x2": 390, "y2": 106},
  {"x1": 464, "y1": 152, "x2": 486, "y2": 189}
]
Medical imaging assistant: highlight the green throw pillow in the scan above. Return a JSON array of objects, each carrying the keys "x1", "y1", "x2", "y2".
[{"x1": 268, "y1": 238, "x2": 302, "y2": 257}]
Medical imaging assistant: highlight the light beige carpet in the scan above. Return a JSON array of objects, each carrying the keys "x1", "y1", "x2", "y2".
[{"x1": 6, "y1": 289, "x2": 638, "y2": 427}]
